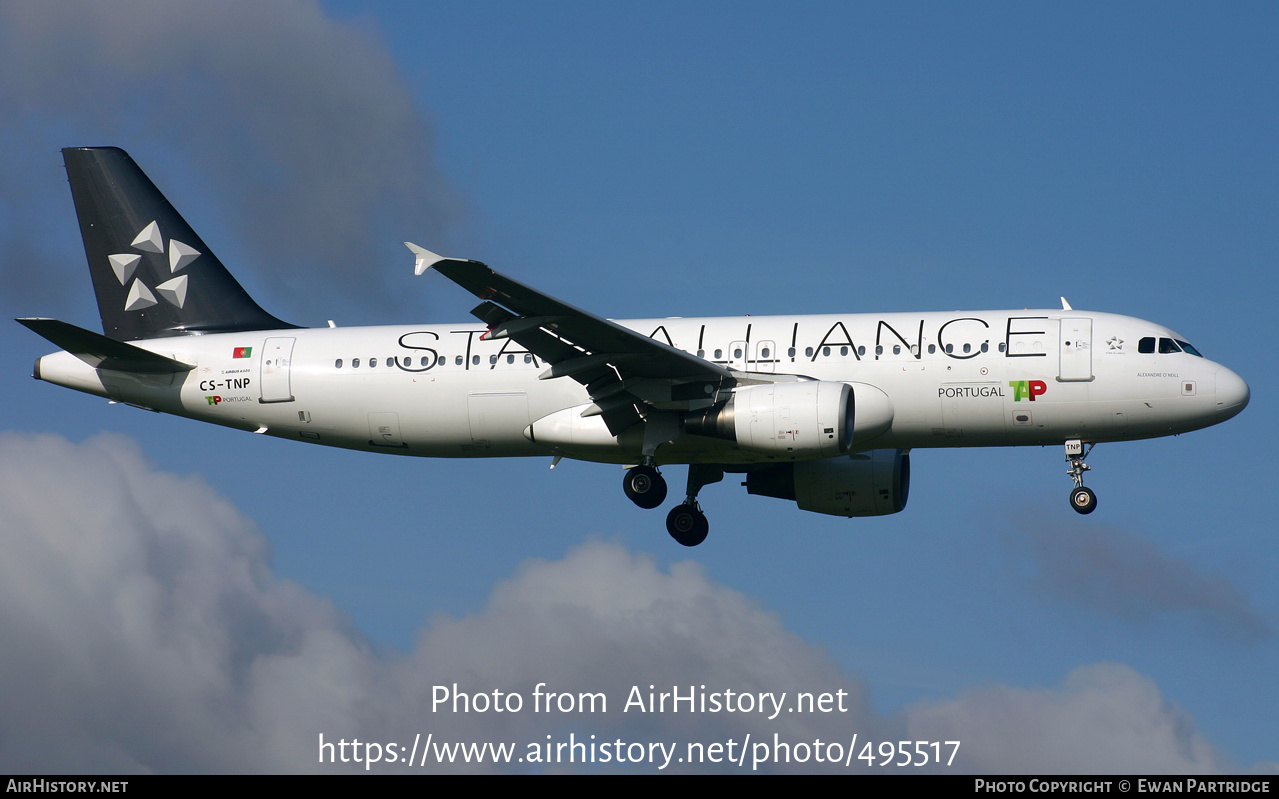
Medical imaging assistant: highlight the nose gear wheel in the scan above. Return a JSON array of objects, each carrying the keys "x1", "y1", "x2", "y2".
[{"x1": 1064, "y1": 440, "x2": 1097, "y2": 514}]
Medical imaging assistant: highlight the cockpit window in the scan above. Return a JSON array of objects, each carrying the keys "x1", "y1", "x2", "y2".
[
  {"x1": 1175, "y1": 340, "x2": 1203, "y2": 357},
  {"x1": 1139, "y1": 336, "x2": 1201, "y2": 356}
]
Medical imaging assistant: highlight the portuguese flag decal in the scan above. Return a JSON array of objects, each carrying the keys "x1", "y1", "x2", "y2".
[{"x1": 232, "y1": 347, "x2": 252, "y2": 359}]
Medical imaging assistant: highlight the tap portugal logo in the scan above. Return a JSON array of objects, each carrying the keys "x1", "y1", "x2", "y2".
[{"x1": 1010, "y1": 380, "x2": 1047, "y2": 401}]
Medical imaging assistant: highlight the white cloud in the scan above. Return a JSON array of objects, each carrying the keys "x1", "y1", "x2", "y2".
[
  {"x1": 0, "y1": 433, "x2": 1247, "y2": 773},
  {"x1": 907, "y1": 663, "x2": 1229, "y2": 774}
]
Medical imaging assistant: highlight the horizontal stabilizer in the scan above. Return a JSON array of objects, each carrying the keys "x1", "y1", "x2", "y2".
[{"x1": 16, "y1": 318, "x2": 194, "y2": 374}]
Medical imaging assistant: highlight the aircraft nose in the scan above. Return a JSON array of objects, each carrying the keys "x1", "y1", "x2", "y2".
[{"x1": 1214, "y1": 366, "x2": 1250, "y2": 420}]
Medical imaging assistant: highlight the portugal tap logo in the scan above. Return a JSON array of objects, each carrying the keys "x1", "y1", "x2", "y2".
[{"x1": 1010, "y1": 380, "x2": 1047, "y2": 401}]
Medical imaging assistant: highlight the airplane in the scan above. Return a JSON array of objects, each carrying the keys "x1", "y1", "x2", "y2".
[{"x1": 19, "y1": 147, "x2": 1251, "y2": 546}]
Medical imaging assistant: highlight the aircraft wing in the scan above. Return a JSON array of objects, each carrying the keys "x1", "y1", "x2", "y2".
[{"x1": 408, "y1": 244, "x2": 733, "y2": 433}]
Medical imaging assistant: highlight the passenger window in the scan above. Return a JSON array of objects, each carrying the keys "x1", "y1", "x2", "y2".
[
  {"x1": 875, "y1": 345, "x2": 883, "y2": 356},
  {"x1": 787, "y1": 347, "x2": 795, "y2": 357},
  {"x1": 858, "y1": 346, "x2": 866, "y2": 356},
  {"x1": 980, "y1": 342, "x2": 989, "y2": 353},
  {"x1": 893, "y1": 345, "x2": 901, "y2": 355},
  {"x1": 697, "y1": 349, "x2": 705, "y2": 358},
  {"x1": 822, "y1": 347, "x2": 831, "y2": 357},
  {"x1": 1138, "y1": 337, "x2": 1155, "y2": 354},
  {"x1": 928, "y1": 344, "x2": 936, "y2": 354},
  {"x1": 370, "y1": 358, "x2": 377, "y2": 368},
  {"x1": 761, "y1": 347, "x2": 771, "y2": 359},
  {"x1": 490, "y1": 355, "x2": 497, "y2": 364},
  {"x1": 805, "y1": 347, "x2": 814, "y2": 357},
  {"x1": 963, "y1": 343, "x2": 971, "y2": 354},
  {"x1": 472, "y1": 355, "x2": 480, "y2": 365},
  {"x1": 507, "y1": 354, "x2": 515, "y2": 364},
  {"x1": 945, "y1": 344, "x2": 953, "y2": 354},
  {"x1": 714, "y1": 349, "x2": 723, "y2": 359},
  {"x1": 352, "y1": 358, "x2": 360, "y2": 368},
  {"x1": 840, "y1": 346, "x2": 848, "y2": 356},
  {"x1": 524, "y1": 354, "x2": 533, "y2": 364},
  {"x1": 455, "y1": 355, "x2": 462, "y2": 365},
  {"x1": 733, "y1": 348, "x2": 743, "y2": 359},
  {"x1": 335, "y1": 359, "x2": 343, "y2": 368},
  {"x1": 998, "y1": 343, "x2": 1005, "y2": 353}
]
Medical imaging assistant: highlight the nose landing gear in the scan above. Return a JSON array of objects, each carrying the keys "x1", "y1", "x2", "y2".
[{"x1": 1065, "y1": 439, "x2": 1097, "y2": 514}]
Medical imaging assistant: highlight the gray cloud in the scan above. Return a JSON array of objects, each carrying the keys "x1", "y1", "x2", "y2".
[
  {"x1": 0, "y1": 433, "x2": 1248, "y2": 773},
  {"x1": 1010, "y1": 515, "x2": 1272, "y2": 641},
  {"x1": 0, "y1": 0, "x2": 463, "y2": 323}
]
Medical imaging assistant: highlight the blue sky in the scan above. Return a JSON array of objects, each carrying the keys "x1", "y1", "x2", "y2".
[{"x1": 0, "y1": 1, "x2": 1274, "y2": 773}]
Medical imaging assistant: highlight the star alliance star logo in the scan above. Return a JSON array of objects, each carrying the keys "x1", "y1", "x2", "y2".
[
  {"x1": 1107, "y1": 336, "x2": 1124, "y2": 351},
  {"x1": 108, "y1": 220, "x2": 200, "y2": 312}
]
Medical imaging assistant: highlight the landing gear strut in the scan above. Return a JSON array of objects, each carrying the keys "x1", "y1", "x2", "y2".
[
  {"x1": 1065, "y1": 439, "x2": 1097, "y2": 514},
  {"x1": 665, "y1": 465, "x2": 723, "y2": 547},
  {"x1": 623, "y1": 412, "x2": 679, "y2": 510}
]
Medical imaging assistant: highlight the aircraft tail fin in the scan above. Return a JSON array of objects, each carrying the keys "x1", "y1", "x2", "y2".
[{"x1": 62, "y1": 147, "x2": 297, "y2": 341}]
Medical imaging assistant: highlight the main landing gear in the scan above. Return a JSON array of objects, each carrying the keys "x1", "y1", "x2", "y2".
[
  {"x1": 664, "y1": 465, "x2": 723, "y2": 547},
  {"x1": 623, "y1": 463, "x2": 667, "y2": 509},
  {"x1": 1065, "y1": 439, "x2": 1097, "y2": 514},
  {"x1": 622, "y1": 462, "x2": 723, "y2": 547},
  {"x1": 665, "y1": 504, "x2": 708, "y2": 548}
]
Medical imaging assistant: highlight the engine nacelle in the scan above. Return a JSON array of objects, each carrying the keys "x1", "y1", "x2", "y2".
[
  {"x1": 684, "y1": 381, "x2": 853, "y2": 458},
  {"x1": 745, "y1": 448, "x2": 910, "y2": 517},
  {"x1": 685, "y1": 380, "x2": 894, "y2": 458}
]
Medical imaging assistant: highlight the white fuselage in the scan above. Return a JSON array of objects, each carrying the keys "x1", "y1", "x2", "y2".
[{"x1": 34, "y1": 309, "x2": 1249, "y2": 465}]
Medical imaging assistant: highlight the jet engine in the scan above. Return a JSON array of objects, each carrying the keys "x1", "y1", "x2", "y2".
[
  {"x1": 684, "y1": 381, "x2": 893, "y2": 458},
  {"x1": 745, "y1": 448, "x2": 910, "y2": 517}
]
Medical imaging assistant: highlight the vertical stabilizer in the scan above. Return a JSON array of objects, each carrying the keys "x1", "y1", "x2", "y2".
[{"x1": 62, "y1": 147, "x2": 296, "y2": 340}]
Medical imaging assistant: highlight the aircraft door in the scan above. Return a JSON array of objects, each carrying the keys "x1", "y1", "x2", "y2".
[
  {"x1": 1059, "y1": 318, "x2": 1093, "y2": 382},
  {"x1": 259, "y1": 337, "x2": 295, "y2": 403}
]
